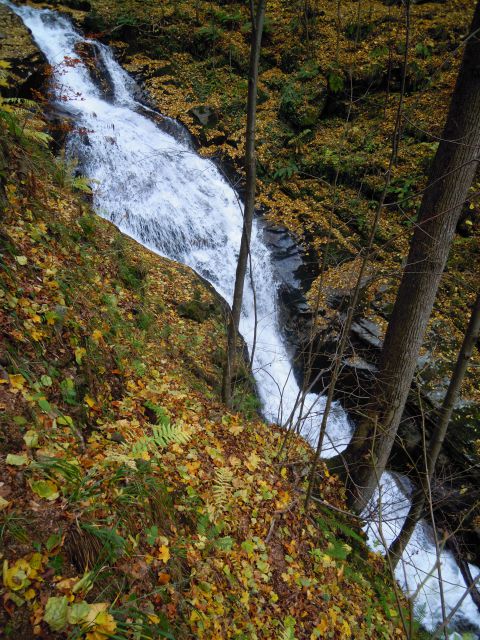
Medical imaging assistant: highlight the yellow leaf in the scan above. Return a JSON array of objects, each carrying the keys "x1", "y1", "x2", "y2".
[
  {"x1": 75, "y1": 347, "x2": 86, "y2": 365},
  {"x1": 85, "y1": 607, "x2": 116, "y2": 640},
  {"x1": 30, "y1": 479, "x2": 59, "y2": 501},
  {"x1": 148, "y1": 613, "x2": 160, "y2": 624},
  {"x1": 56, "y1": 577, "x2": 77, "y2": 592},
  {"x1": 9, "y1": 374, "x2": 25, "y2": 390},
  {"x1": 158, "y1": 545, "x2": 170, "y2": 563},
  {"x1": 91, "y1": 330, "x2": 103, "y2": 343},
  {"x1": 31, "y1": 328, "x2": 43, "y2": 341},
  {"x1": 228, "y1": 424, "x2": 244, "y2": 435},
  {"x1": 84, "y1": 395, "x2": 96, "y2": 408},
  {"x1": 311, "y1": 617, "x2": 328, "y2": 638},
  {"x1": 245, "y1": 451, "x2": 260, "y2": 471},
  {"x1": 3, "y1": 559, "x2": 31, "y2": 591}
]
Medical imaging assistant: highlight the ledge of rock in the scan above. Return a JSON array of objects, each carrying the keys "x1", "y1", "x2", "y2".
[
  {"x1": 293, "y1": 284, "x2": 480, "y2": 567},
  {"x1": 0, "y1": 4, "x2": 47, "y2": 96}
]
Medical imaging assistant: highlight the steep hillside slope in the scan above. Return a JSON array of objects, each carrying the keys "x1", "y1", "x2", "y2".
[{"x1": 0, "y1": 10, "x2": 407, "y2": 640}]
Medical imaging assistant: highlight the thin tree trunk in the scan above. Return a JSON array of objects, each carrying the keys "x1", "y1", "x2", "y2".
[
  {"x1": 341, "y1": 1, "x2": 480, "y2": 513},
  {"x1": 304, "y1": 0, "x2": 410, "y2": 510},
  {"x1": 222, "y1": 0, "x2": 266, "y2": 407},
  {"x1": 388, "y1": 291, "x2": 480, "y2": 567}
]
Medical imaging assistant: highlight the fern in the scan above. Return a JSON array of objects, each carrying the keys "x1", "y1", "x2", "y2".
[
  {"x1": 151, "y1": 421, "x2": 190, "y2": 447},
  {"x1": 144, "y1": 400, "x2": 170, "y2": 426},
  {"x1": 71, "y1": 175, "x2": 92, "y2": 193},
  {"x1": 143, "y1": 400, "x2": 190, "y2": 448},
  {"x1": 0, "y1": 96, "x2": 37, "y2": 109},
  {"x1": 130, "y1": 436, "x2": 150, "y2": 458},
  {"x1": 279, "y1": 616, "x2": 297, "y2": 640},
  {"x1": 212, "y1": 467, "x2": 233, "y2": 511},
  {"x1": 316, "y1": 505, "x2": 364, "y2": 544},
  {"x1": 24, "y1": 129, "x2": 52, "y2": 147},
  {"x1": 325, "y1": 539, "x2": 352, "y2": 561}
]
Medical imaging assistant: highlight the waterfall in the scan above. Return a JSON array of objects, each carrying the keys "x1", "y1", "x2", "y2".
[{"x1": 6, "y1": 2, "x2": 479, "y2": 635}]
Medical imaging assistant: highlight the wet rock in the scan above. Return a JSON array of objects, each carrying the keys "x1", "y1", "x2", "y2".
[
  {"x1": 325, "y1": 276, "x2": 373, "y2": 312},
  {"x1": 282, "y1": 269, "x2": 480, "y2": 566},
  {"x1": 351, "y1": 318, "x2": 383, "y2": 349},
  {"x1": 74, "y1": 41, "x2": 114, "y2": 100},
  {"x1": 189, "y1": 105, "x2": 218, "y2": 128},
  {"x1": 260, "y1": 221, "x2": 313, "y2": 356},
  {"x1": 0, "y1": 4, "x2": 47, "y2": 97}
]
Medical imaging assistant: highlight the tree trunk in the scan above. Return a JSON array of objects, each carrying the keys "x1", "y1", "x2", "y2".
[
  {"x1": 222, "y1": 0, "x2": 266, "y2": 407},
  {"x1": 388, "y1": 291, "x2": 480, "y2": 567},
  {"x1": 341, "y1": 1, "x2": 480, "y2": 513}
]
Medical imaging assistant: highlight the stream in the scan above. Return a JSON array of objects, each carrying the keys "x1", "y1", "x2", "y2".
[{"x1": 6, "y1": 2, "x2": 480, "y2": 636}]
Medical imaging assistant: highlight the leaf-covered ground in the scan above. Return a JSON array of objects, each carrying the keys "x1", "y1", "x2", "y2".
[
  {"x1": 0, "y1": 29, "x2": 410, "y2": 640},
  {"x1": 53, "y1": 0, "x2": 479, "y2": 416}
]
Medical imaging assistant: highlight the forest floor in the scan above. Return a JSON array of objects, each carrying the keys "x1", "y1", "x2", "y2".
[
  {"x1": 51, "y1": 0, "x2": 479, "y2": 424},
  {"x1": 0, "y1": 4, "x2": 413, "y2": 639}
]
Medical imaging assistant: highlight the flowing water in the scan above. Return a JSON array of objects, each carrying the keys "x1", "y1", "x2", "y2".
[{"x1": 6, "y1": 2, "x2": 480, "y2": 635}]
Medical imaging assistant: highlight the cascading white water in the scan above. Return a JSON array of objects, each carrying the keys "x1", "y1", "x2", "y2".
[{"x1": 6, "y1": 2, "x2": 479, "y2": 635}]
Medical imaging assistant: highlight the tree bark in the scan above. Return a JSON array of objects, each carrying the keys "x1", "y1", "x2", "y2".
[
  {"x1": 388, "y1": 291, "x2": 480, "y2": 567},
  {"x1": 222, "y1": 0, "x2": 266, "y2": 407},
  {"x1": 341, "y1": 1, "x2": 480, "y2": 513}
]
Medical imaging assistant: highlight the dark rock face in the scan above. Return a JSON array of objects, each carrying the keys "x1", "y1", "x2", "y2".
[
  {"x1": 74, "y1": 41, "x2": 115, "y2": 100},
  {"x1": 0, "y1": 4, "x2": 47, "y2": 97},
  {"x1": 287, "y1": 281, "x2": 480, "y2": 567},
  {"x1": 189, "y1": 105, "x2": 218, "y2": 128}
]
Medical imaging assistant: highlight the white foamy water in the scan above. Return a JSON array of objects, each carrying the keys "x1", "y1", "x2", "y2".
[{"x1": 6, "y1": 2, "x2": 479, "y2": 635}]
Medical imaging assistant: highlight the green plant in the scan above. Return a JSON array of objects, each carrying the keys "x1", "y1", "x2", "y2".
[
  {"x1": 328, "y1": 70, "x2": 344, "y2": 93},
  {"x1": 0, "y1": 88, "x2": 52, "y2": 148},
  {"x1": 344, "y1": 20, "x2": 374, "y2": 41},
  {"x1": 80, "y1": 523, "x2": 126, "y2": 563},
  {"x1": 109, "y1": 603, "x2": 175, "y2": 640},
  {"x1": 196, "y1": 24, "x2": 224, "y2": 45},
  {"x1": 118, "y1": 261, "x2": 147, "y2": 292},
  {"x1": 212, "y1": 8, "x2": 242, "y2": 27},
  {"x1": 297, "y1": 61, "x2": 320, "y2": 81},
  {"x1": 60, "y1": 377, "x2": 77, "y2": 404},
  {"x1": 415, "y1": 42, "x2": 431, "y2": 59},
  {"x1": 196, "y1": 514, "x2": 233, "y2": 552},
  {"x1": 272, "y1": 160, "x2": 299, "y2": 182},
  {"x1": 136, "y1": 311, "x2": 155, "y2": 331},
  {"x1": 52, "y1": 153, "x2": 92, "y2": 192},
  {"x1": 0, "y1": 512, "x2": 29, "y2": 545}
]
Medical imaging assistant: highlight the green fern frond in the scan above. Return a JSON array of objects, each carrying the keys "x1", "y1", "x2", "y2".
[
  {"x1": 72, "y1": 175, "x2": 92, "y2": 193},
  {"x1": 279, "y1": 616, "x2": 297, "y2": 640},
  {"x1": 316, "y1": 505, "x2": 364, "y2": 544},
  {"x1": 0, "y1": 96, "x2": 37, "y2": 109},
  {"x1": 22, "y1": 128, "x2": 53, "y2": 147},
  {"x1": 151, "y1": 421, "x2": 190, "y2": 448},
  {"x1": 130, "y1": 437, "x2": 150, "y2": 458},
  {"x1": 144, "y1": 400, "x2": 170, "y2": 426}
]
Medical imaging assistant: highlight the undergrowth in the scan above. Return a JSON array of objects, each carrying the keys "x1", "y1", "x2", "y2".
[{"x1": 0, "y1": 48, "x2": 408, "y2": 638}]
